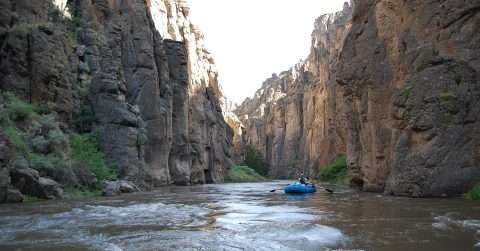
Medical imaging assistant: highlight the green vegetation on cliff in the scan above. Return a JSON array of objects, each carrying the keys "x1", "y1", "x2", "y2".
[
  {"x1": 318, "y1": 155, "x2": 348, "y2": 183},
  {"x1": 243, "y1": 145, "x2": 269, "y2": 176},
  {"x1": 1, "y1": 92, "x2": 114, "y2": 183},
  {"x1": 466, "y1": 185, "x2": 480, "y2": 200},
  {"x1": 70, "y1": 134, "x2": 116, "y2": 181},
  {"x1": 225, "y1": 166, "x2": 267, "y2": 183}
]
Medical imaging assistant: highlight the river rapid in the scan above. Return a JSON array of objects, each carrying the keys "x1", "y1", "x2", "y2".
[{"x1": 0, "y1": 181, "x2": 479, "y2": 251}]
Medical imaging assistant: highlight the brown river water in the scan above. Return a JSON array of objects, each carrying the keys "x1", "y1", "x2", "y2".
[{"x1": 0, "y1": 181, "x2": 479, "y2": 251}]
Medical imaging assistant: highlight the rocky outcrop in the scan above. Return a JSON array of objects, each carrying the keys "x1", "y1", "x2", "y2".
[
  {"x1": 338, "y1": 0, "x2": 480, "y2": 196},
  {"x1": 0, "y1": 131, "x2": 14, "y2": 202},
  {"x1": 10, "y1": 168, "x2": 64, "y2": 199},
  {"x1": 224, "y1": 111, "x2": 246, "y2": 164},
  {"x1": 5, "y1": 189, "x2": 24, "y2": 203},
  {"x1": 0, "y1": 0, "x2": 233, "y2": 192},
  {"x1": 102, "y1": 180, "x2": 140, "y2": 197},
  {"x1": 235, "y1": 3, "x2": 352, "y2": 178},
  {"x1": 236, "y1": 0, "x2": 480, "y2": 197}
]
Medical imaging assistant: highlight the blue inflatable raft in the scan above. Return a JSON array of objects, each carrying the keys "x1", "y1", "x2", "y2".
[{"x1": 284, "y1": 182, "x2": 317, "y2": 194}]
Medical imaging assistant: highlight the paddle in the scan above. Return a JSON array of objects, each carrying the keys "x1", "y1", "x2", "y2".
[{"x1": 325, "y1": 188, "x2": 334, "y2": 194}]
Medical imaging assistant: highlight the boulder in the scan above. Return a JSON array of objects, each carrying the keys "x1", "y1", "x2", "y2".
[
  {"x1": 37, "y1": 166, "x2": 79, "y2": 187},
  {"x1": 6, "y1": 189, "x2": 24, "y2": 203},
  {"x1": 0, "y1": 130, "x2": 15, "y2": 203},
  {"x1": 38, "y1": 177, "x2": 64, "y2": 199},
  {"x1": 102, "y1": 180, "x2": 140, "y2": 197},
  {"x1": 10, "y1": 168, "x2": 64, "y2": 199},
  {"x1": 0, "y1": 167, "x2": 9, "y2": 203}
]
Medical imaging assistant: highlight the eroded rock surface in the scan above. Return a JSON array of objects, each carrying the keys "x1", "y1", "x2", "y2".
[
  {"x1": 10, "y1": 168, "x2": 63, "y2": 199},
  {"x1": 338, "y1": 0, "x2": 480, "y2": 196},
  {"x1": 236, "y1": 0, "x2": 480, "y2": 197},
  {"x1": 0, "y1": 0, "x2": 233, "y2": 193},
  {"x1": 235, "y1": 3, "x2": 352, "y2": 178},
  {"x1": 0, "y1": 131, "x2": 14, "y2": 202},
  {"x1": 102, "y1": 180, "x2": 140, "y2": 197}
]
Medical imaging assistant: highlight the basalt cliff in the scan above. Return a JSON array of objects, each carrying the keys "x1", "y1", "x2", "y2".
[
  {"x1": 235, "y1": 0, "x2": 480, "y2": 197},
  {"x1": 0, "y1": 0, "x2": 234, "y2": 202}
]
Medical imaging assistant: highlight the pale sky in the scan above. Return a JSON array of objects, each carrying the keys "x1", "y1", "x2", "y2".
[{"x1": 189, "y1": 0, "x2": 347, "y2": 105}]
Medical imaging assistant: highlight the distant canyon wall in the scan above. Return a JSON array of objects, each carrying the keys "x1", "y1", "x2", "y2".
[
  {"x1": 0, "y1": 0, "x2": 234, "y2": 188},
  {"x1": 235, "y1": 3, "x2": 352, "y2": 179},
  {"x1": 235, "y1": 0, "x2": 480, "y2": 197}
]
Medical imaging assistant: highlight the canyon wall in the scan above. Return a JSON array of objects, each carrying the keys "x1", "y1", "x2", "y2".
[
  {"x1": 235, "y1": 3, "x2": 352, "y2": 178},
  {"x1": 0, "y1": 0, "x2": 233, "y2": 193},
  {"x1": 338, "y1": 0, "x2": 480, "y2": 196},
  {"x1": 236, "y1": 0, "x2": 480, "y2": 197}
]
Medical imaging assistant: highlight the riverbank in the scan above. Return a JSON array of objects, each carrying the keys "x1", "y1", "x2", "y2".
[{"x1": 224, "y1": 166, "x2": 269, "y2": 183}]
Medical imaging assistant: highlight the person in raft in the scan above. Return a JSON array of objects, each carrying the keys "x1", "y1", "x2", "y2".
[
  {"x1": 299, "y1": 176, "x2": 306, "y2": 184},
  {"x1": 298, "y1": 176, "x2": 315, "y2": 187}
]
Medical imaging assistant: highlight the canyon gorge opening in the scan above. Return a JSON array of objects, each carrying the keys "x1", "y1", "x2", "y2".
[{"x1": 0, "y1": 0, "x2": 479, "y2": 250}]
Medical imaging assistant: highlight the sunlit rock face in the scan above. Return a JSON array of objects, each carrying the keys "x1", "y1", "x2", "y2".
[
  {"x1": 0, "y1": 0, "x2": 233, "y2": 187},
  {"x1": 235, "y1": 3, "x2": 353, "y2": 178},
  {"x1": 338, "y1": 0, "x2": 480, "y2": 196},
  {"x1": 237, "y1": 0, "x2": 480, "y2": 197},
  {"x1": 149, "y1": 0, "x2": 233, "y2": 185},
  {"x1": 52, "y1": 0, "x2": 71, "y2": 18}
]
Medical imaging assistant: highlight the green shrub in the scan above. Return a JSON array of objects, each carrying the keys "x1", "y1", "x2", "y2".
[
  {"x1": 243, "y1": 145, "x2": 269, "y2": 176},
  {"x1": 30, "y1": 136, "x2": 49, "y2": 153},
  {"x1": 28, "y1": 114, "x2": 68, "y2": 156},
  {"x1": 30, "y1": 153, "x2": 67, "y2": 170},
  {"x1": 225, "y1": 166, "x2": 267, "y2": 183},
  {"x1": 47, "y1": 128, "x2": 69, "y2": 154},
  {"x1": 401, "y1": 86, "x2": 413, "y2": 98},
  {"x1": 2, "y1": 93, "x2": 69, "y2": 169},
  {"x1": 318, "y1": 155, "x2": 348, "y2": 183},
  {"x1": 70, "y1": 133, "x2": 116, "y2": 181},
  {"x1": 4, "y1": 126, "x2": 30, "y2": 157},
  {"x1": 4, "y1": 93, "x2": 38, "y2": 121},
  {"x1": 74, "y1": 101, "x2": 95, "y2": 133},
  {"x1": 466, "y1": 185, "x2": 480, "y2": 200},
  {"x1": 35, "y1": 114, "x2": 59, "y2": 131}
]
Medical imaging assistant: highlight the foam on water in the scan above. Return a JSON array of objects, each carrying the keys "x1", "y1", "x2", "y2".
[
  {"x1": 433, "y1": 213, "x2": 480, "y2": 250},
  {"x1": 0, "y1": 202, "x2": 213, "y2": 250},
  {"x1": 433, "y1": 215, "x2": 480, "y2": 232}
]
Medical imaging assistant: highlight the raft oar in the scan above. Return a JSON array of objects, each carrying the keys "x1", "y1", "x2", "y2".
[{"x1": 324, "y1": 188, "x2": 334, "y2": 194}]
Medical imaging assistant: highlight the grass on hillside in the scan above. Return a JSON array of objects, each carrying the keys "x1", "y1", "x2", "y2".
[
  {"x1": 318, "y1": 155, "x2": 348, "y2": 183},
  {"x1": 466, "y1": 185, "x2": 480, "y2": 200},
  {"x1": 225, "y1": 166, "x2": 268, "y2": 183}
]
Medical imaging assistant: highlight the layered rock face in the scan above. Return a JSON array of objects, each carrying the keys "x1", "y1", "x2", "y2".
[
  {"x1": 235, "y1": 4, "x2": 352, "y2": 178},
  {"x1": 0, "y1": 0, "x2": 233, "y2": 189},
  {"x1": 338, "y1": 0, "x2": 480, "y2": 196},
  {"x1": 236, "y1": 0, "x2": 480, "y2": 197}
]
